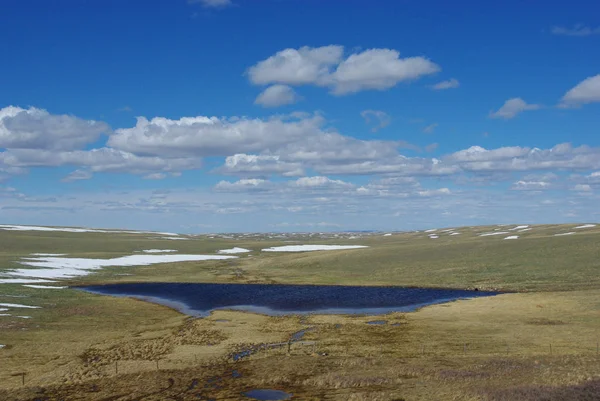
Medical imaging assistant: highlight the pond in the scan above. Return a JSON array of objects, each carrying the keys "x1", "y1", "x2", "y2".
[
  {"x1": 77, "y1": 283, "x2": 498, "y2": 317},
  {"x1": 243, "y1": 389, "x2": 292, "y2": 400}
]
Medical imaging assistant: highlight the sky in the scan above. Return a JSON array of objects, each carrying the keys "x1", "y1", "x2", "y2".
[{"x1": 1, "y1": 0, "x2": 599, "y2": 233}]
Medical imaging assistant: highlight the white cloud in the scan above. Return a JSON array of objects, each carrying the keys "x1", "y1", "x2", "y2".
[
  {"x1": 108, "y1": 113, "x2": 325, "y2": 158},
  {"x1": 247, "y1": 45, "x2": 343, "y2": 86},
  {"x1": 328, "y1": 48, "x2": 440, "y2": 95},
  {"x1": 425, "y1": 143, "x2": 439, "y2": 152},
  {"x1": 292, "y1": 176, "x2": 354, "y2": 189},
  {"x1": 489, "y1": 98, "x2": 541, "y2": 119},
  {"x1": 61, "y1": 169, "x2": 93, "y2": 182},
  {"x1": 254, "y1": 85, "x2": 301, "y2": 108},
  {"x1": 214, "y1": 179, "x2": 272, "y2": 192},
  {"x1": 188, "y1": 0, "x2": 233, "y2": 8},
  {"x1": 423, "y1": 123, "x2": 438, "y2": 134},
  {"x1": 511, "y1": 181, "x2": 552, "y2": 191},
  {"x1": 247, "y1": 46, "x2": 440, "y2": 95},
  {"x1": 572, "y1": 184, "x2": 592, "y2": 192},
  {"x1": 143, "y1": 173, "x2": 167, "y2": 180},
  {"x1": 1, "y1": 148, "x2": 201, "y2": 175},
  {"x1": 360, "y1": 110, "x2": 391, "y2": 133},
  {"x1": 0, "y1": 106, "x2": 110, "y2": 150},
  {"x1": 418, "y1": 188, "x2": 451, "y2": 197},
  {"x1": 551, "y1": 24, "x2": 600, "y2": 37},
  {"x1": 560, "y1": 74, "x2": 600, "y2": 107},
  {"x1": 215, "y1": 154, "x2": 304, "y2": 177},
  {"x1": 430, "y1": 78, "x2": 460, "y2": 90}
]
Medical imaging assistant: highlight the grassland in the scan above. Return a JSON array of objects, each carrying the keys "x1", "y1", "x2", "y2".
[{"x1": 0, "y1": 223, "x2": 599, "y2": 400}]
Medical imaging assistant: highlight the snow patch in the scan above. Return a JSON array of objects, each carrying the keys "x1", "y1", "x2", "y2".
[
  {"x1": 31, "y1": 253, "x2": 66, "y2": 256},
  {"x1": 504, "y1": 236, "x2": 519, "y2": 240},
  {"x1": 429, "y1": 235, "x2": 439, "y2": 239},
  {"x1": 518, "y1": 228, "x2": 532, "y2": 232},
  {"x1": 479, "y1": 232, "x2": 509, "y2": 237},
  {"x1": 575, "y1": 224, "x2": 596, "y2": 229},
  {"x1": 22, "y1": 285, "x2": 67, "y2": 289},
  {"x1": 509, "y1": 225, "x2": 529, "y2": 231},
  {"x1": 0, "y1": 303, "x2": 40, "y2": 309},
  {"x1": 0, "y1": 279, "x2": 57, "y2": 284},
  {"x1": 7, "y1": 254, "x2": 237, "y2": 280},
  {"x1": 383, "y1": 233, "x2": 392, "y2": 236},
  {"x1": 262, "y1": 245, "x2": 368, "y2": 252},
  {"x1": 449, "y1": 232, "x2": 461, "y2": 236},
  {"x1": 424, "y1": 229, "x2": 437, "y2": 233},
  {"x1": 218, "y1": 247, "x2": 251, "y2": 254},
  {"x1": 554, "y1": 232, "x2": 575, "y2": 236},
  {"x1": 141, "y1": 249, "x2": 177, "y2": 253},
  {"x1": 0, "y1": 345, "x2": 5, "y2": 348}
]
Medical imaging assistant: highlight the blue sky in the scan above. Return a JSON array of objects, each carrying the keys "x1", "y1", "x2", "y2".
[{"x1": 1, "y1": 0, "x2": 599, "y2": 233}]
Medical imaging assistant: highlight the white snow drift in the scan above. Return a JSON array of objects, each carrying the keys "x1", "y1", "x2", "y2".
[
  {"x1": 22, "y1": 285, "x2": 67, "y2": 289},
  {"x1": 6, "y1": 254, "x2": 237, "y2": 280},
  {"x1": 0, "y1": 278, "x2": 57, "y2": 284},
  {"x1": 262, "y1": 245, "x2": 368, "y2": 252},
  {"x1": 575, "y1": 224, "x2": 596, "y2": 229},
  {"x1": 0, "y1": 303, "x2": 40, "y2": 309},
  {"x1": 479, "y1": 232, "x2": 509, "y2": 237},
  {"x1": 504, "y1": 236, "x2": 519, "y2": 240},
  {"x1": 141, "y1": 249, "x2": 178, "y2": 253},
  {"x1": 218, "y1": 247, "x2": 251, "y2": 254},
  {"x1": 554, "y1": 232, "x2": 575, "y2": 236}
]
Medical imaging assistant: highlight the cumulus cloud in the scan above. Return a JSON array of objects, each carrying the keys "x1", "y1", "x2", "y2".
[
  {"x1": 361, "y1": 110, "x2": 391, "y2": 133},
  {"x1": 511, "y1": 180, "x2": 553, "y2": 191},
  {"x1": 254, "y1": 85, "x2": 301, "y2": 108},
  {"x1": 1, "y1": 148, "x2": 201, "y2": 175},
  {"x1": 417, "y1": 188, "x2": 451, "y2": 197},
  {"x1": 489, "y1": 98, "x2": 541, "y2": 119},
  {"x1": 108, "y1": 113, "x2": 326, "y2": 158},
  {"x1": 430, "y1": 78, "x2": 460, "y2": 90},
  {"x1": 247, "y1": 45, "x2": 343, "y2": 86},
  {"x1": 292, "y1": 176, "x2": 354, "y2": 189},
  {"x1": 328, "y1": 48, "x2": 440, "y2": 95},
  {"x1": 560, "y1": 74, "x2": 600, "y2": 107},
  {"x1": 551, "y1": 24, "x2": 600, "y2": 36},
  {"x1": 247, "y1": 45, "x2": 440, "y2": 95},
  {"x1": 214, "y1": 178, "x2": 272, "y2": 192},
  {"x1": 0, "y1": 106, "x2": 110, "y2": 150},
  {"x1": 215, "y1": 154, "x2": 304, "y2": 177}
]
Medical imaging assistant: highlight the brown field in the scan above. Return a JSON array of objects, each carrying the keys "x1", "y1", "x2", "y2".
[{"x1": 1, "y1": 224, "x2": 600, "y2": 400}]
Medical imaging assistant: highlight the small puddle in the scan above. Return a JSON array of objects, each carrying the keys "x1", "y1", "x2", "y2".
[
  {"x1": 366, "y1": 320, "x2": 387, "y2": 325},
  {"x1": 243, "y1": 389, "x2": 292, "y2": 400},
  {"x1": 232, "y1": 370, "x2": 242, "y2": 378}
]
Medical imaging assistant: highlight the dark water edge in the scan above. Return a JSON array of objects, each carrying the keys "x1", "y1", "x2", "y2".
[{"x1": 76, "y1": 283, "x2": 499, "y2": 317}]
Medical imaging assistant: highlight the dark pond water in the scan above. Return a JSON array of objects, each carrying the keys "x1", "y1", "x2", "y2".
[
  {"x1": 78, "y1": 283, "x2": 498, "y2": 317},
  {"x1": 366, "y1": 320, "x2": 387, "y2": 325},
  {"x1": 243, "y1": 389, "x2": 292, "y2": 400}
]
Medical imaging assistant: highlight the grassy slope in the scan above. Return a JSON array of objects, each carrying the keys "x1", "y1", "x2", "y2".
[{"x1": 0, "y1": 223, "x2": 599, "y2": 399}]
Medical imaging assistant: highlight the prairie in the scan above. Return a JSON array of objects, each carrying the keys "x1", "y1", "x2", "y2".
[{"x1": 0, "y1": 223, "x2": 599, "y2": 400}]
